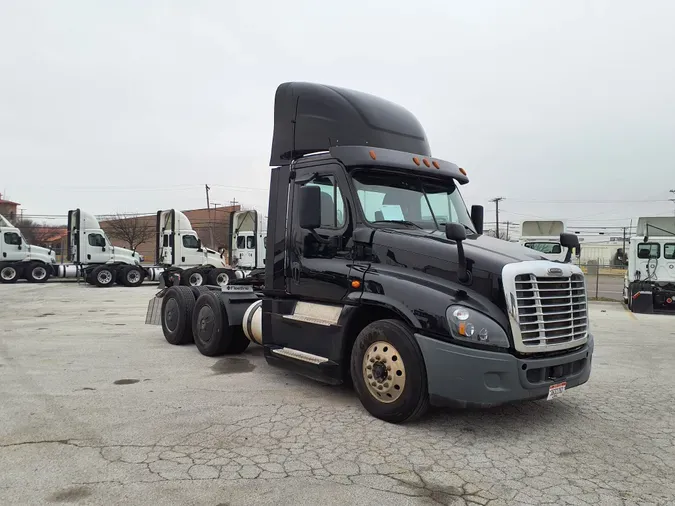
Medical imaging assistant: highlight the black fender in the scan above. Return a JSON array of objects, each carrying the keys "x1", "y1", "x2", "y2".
[{"x1": 217, "y1": 290, "x2": 261, "y2": 328}]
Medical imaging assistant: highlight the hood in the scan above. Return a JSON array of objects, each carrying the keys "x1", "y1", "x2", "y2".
[
  {"x1": 28, "y1": 244, "x2": 57, "y2": 263},
  {"x1": 372, "y1": 228, "x2": 547, "y2": 275},
  {"x1": 112, "y1": 245, "x2": 140, "y2": 263}
]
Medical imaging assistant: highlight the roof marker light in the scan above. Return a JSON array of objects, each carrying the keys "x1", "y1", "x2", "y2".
[
  {"x1": 413, "y1": 157, "x2": 420, "y2": 166},
  {"x1": 369, "y1": 150, "x2": 377, "y2": 160},
  {"x1": 423, "y1": 158, "x2": 430, "y2": 167},
  {"x1": 432, "y1": 160, "x2": 440, "y2": 169},
  {"x1": 459, "y1": 168, "x2": 467, "y2": 176}
]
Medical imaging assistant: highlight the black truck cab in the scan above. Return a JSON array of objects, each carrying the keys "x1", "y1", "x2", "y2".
[
  {"x1": 258, "y1": 82, "x2": 593, "y2": 422},
  {"x1": 153, "y1": 82, "x2": 594, "y2": 423}
]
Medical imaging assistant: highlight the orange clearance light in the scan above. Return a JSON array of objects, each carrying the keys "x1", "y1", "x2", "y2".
[
  {"x1": 351, "y1": 280, "x2": 361, "y2": 289},
  {"x1": 432, "y1": 160, "x2": 440, "y2": 169},
  {"x1": 423, "y1": 158, "x2": 430, "y2": 167},
  {"x1": 412, "y1": 157, "x2": 421, "y2": 166},
  {"x1": 369, "y1": 150, "x2": 377, "y2": 160},
  {"x1": 459, "y1": 167, "x2": 467, "y2": 176}
]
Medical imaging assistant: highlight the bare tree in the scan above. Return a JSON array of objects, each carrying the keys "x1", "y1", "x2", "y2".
[
  {"x1": 14, "y1": 219, "x2": 64, "y2": 247},
  {"x1": 484, "y1": 228, "x2": 510, "y2": 241},
  {"x1": 101, "y1": 213, "x2": 154, "y2": 251}
]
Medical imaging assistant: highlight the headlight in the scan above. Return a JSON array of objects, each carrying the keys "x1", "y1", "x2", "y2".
[{"x1": 446, "y1": 305, "x2": 509, "y2": 348}]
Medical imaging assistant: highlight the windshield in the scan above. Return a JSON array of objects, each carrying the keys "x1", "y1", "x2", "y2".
[
  {"x1": 351, "y1": 170, "x2": 475, "y2": 232},
  {"x1": 523, "y1": 242, "x2": 562, "y2": 254}
]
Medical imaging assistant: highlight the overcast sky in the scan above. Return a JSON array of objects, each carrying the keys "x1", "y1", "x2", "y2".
[{"x1": 1, "y1": 0, "x2": 674, "y2": 237}]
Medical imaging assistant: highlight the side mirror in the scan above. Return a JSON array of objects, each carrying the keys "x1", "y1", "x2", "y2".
[
  {"x1": 445, "y1": 223, "x2": 467, "y2": 242},
  {"x1": 197, "y1": 238, "x2": 203, "y2": 251},
  {"x1": 445, "y1": 223, "x2": 469, "y2": 283},
  {"x1": 470, "y1": 205, "x2": 484, "y2": 235},
  {"x1": 575, "y1": 245, "x2": 581, "y2": 257},
  {"x1": 299, "y1": 186, "x2": 322, "y2": 230},
  {"x1": 18, "y1": 244, "x2": 22, "y2": 250},
  {"x1": 560, "y1": 232, "x2": 580, "y2": 263}
]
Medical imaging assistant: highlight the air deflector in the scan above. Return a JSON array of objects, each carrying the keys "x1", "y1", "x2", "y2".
[{"x1": 269, "y1": 82, "x2": 431, "y2": 165}]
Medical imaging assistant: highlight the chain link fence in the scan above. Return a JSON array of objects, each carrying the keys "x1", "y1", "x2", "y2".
[{"x1": 576, "y1": 260, "x2": 626, "y2": 301}]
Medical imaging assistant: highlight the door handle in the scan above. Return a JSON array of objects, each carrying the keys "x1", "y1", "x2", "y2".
[{"x1": 291, "y1": 263, "x2": 300, "y2": 283}]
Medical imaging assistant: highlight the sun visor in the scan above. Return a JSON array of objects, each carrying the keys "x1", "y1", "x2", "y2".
[{"x1": 269, "y1": 82, "x2": 431, "y2": 166}]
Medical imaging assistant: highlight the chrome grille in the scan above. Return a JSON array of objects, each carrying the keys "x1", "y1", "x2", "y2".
[{"x1": 514, "y1": 273, "x2": 588, "y2": 348}]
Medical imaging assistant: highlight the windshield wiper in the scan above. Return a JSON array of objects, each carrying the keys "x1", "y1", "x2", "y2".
[{"x1": 372, "y1": 220, "x2": 423, "y2": 229}]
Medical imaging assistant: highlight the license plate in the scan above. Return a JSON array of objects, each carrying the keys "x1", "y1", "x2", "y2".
[{"x1": 547, "y1": 382, "x2": 566, "y2": 400}]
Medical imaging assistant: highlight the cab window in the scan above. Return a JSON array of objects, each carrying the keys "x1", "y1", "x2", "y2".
[
  {"x1": 306, "y1": 175, "x2": 345, "y2": 229},
  {"x1": 88, "y1": 233, "x2": 106, "y2": 247},
  {"x1": 664, "y1": 244, "x2": 675, "y2": 260},
  {"x1": 3, "y1": 232, "x2": 21, "y2": 245},
  {"x1": 637, "y1": 243, "x2": 660, "y2": 259},
  {"x1": 247, "y1": 236, "x2": 255, "y2": 249},
  {"x1": 236, "y1": 236, "x2": 246, "y2": 249},
  {"x1": 182, "y1": 235, "x2": 199, "y2": 249}
]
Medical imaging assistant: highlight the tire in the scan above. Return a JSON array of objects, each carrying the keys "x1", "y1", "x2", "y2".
[
  {"x1": 0, "y1": 263, "x2": 21, "y2": 284},
  {"x1": 91, "y1": 265, "x2": 116, "y2": 287},
  {"x1": 181, "y1": 267, "x2": 206, "y2": 287},
  {"x1": 161, "y1": 286, "x2": 196, "y2": 345},
  {"x1": 190, "y1": 285, "x2": 213, "y2": 299},
  {"x1": 350, "y1": 319, "x2": 429, "y2": 424},
  {"x1": 120, "y1": 265, "x2": 145, "y2": 287},
  {"x1": 207, "y1": 268, "x2": 233, "y2": 287},
  {"x1": 192, "y1": 292, "x2": 233, "y2": 356},
  {"x1": 25, "y1": 262, "x2": 51, "y2": 283},
  {"x1": 225, "y1": 327, "x2": 250, "y2": 355}
]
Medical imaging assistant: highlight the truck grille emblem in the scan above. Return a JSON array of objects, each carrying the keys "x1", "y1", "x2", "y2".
[{"x1": 547, "y1": 267, "x2": 563, "y2": 275}]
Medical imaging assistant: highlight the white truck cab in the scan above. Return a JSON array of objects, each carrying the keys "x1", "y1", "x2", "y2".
[
  {"x1": 624, "y1": 216, "x2": 675, "y2": 313},
  {"x1": 229, "y1": 210, "x2": 266, "y2": 271},
  {"x1": 0, "y1": 213, "x2": 57, "y2": 283},
  {"x1": 68, "y1": 209, "x2": 141, "y2": 266},
  {"x1": 519, "y1": 220, "x2": 568, "y2": 262}
]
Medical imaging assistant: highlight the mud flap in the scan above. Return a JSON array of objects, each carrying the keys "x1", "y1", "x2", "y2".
[{"x1": 145, "y1": 296, "x2": 163, "y2": 325}]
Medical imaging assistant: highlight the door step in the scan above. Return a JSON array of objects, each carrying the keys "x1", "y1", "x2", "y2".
[{"x1": 271, "y1": 347, "x2": 329, "y2": 365}]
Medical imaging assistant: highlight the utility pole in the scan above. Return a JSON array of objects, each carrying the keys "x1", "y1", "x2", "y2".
[
  {"x1": 205, "y1": 184, "x2": 212, "y2": 248},
  {"x1": 489, "y1": 197, "x2": 504, "y2": 238},
  {"x1": 506, "y1": 221, "x2": 510, "y2": 241},
  {"x1": 622, "y1": 227, "x2": 626, "y2": 266},
  {"x1": 230, "y1": 198, "x2": 239, "y2": 209}
]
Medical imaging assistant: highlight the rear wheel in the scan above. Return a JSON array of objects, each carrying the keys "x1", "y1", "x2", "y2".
[
  {"x1": 25, "y1": 262, "x2": 51, "y2": 283},
  {"x1": 192, "y1": 292, "x2": 232, "y2": 356},
  {"x1": 0, "y1": 263, "x2": 21, "y2": 284},
  {"x1": 350, "y1": 319, "x2": 429, "y2": 423},
  {"x1": 91, "y1": 265, "x2": 115, "y2": 287},
  {"x1": 120, "y1": 265, "x2": 144, "y2": 287},
  {"x1": 161, "y1": 286, "x2": 196, "y2": 345},
  {"x1": 207, "y1": 268, "x2": 233, "y2": 287},
  {"x1": 181, "y1": 268, "x2": 206, "y2": 287}
]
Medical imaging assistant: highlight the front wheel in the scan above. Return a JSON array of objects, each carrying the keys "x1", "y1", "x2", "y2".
[
  {"x1": 120, "y1": 265, "x2": 144, "y2": 287},
  {"x1": 350, "y1": 319, "x2": 429, "y2": 423},
  {"x1": 26, "y1": 262, "x2": 51, "y2": 283}
]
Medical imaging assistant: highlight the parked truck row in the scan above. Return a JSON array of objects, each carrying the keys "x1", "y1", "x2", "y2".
[
  {"x1": 0, "y1": 208, "x2": 266, "y2": 287},
  {"x1": 147, "y1": 81, "x2": 593, "y2": 423}
]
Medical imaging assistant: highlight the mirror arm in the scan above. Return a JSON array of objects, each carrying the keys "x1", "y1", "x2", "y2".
[{"x1": 456, "y1": 241, "x2": 470, "y2": 283}]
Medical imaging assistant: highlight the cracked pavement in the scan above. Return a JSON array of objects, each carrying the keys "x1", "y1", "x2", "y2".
[{"x1": 1, "y1": 283, "x2": 674, "y2": 505}]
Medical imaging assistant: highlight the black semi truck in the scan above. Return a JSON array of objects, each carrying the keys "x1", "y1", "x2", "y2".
[{"x1": 146, "y1": 82, "x2": 593, "y2": 423}]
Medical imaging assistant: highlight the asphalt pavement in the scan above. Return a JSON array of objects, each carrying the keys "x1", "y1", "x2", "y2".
[{"x1": 1, "y1": 284, "x2": 673, "y2": 505}]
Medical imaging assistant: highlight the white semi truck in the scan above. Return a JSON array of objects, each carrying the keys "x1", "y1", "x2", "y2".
[
  {"x1": 519, "y1": 220, "x2": 569, "y2": 262},
  {"x1": 0, "y1": 213, "x2": 57, "y2": 283},
  {"x1": 623, "y1": 216, "x2": 675, "y2": 313}
]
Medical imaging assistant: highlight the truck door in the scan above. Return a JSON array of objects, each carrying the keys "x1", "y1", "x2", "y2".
[
  {"x1": 288, "y1": 166, "x2": 354, "y2": 303},
  {"x1": 179, "y1": 233, "x2": 203, "y2": 267},
  {"x1": 661, "y1": 243, "x2": 675, "y2": 280},
  {"x1": 85, "y1": 231, "x2": 113, "y2": 264},
  {"x1": 2, "y1": 231, "x2": 24, "y2": 262},
  {"x1": 160, "y1": 232, "x2": 174, "y2": 265}
]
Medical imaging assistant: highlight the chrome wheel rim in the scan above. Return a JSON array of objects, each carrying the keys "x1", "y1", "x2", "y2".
[
  {"x1": 362, "y1": 340, "x2": 406, "y2": 403},
  {"x1": 127, "y1": 270, "x2": 141, "y2": 284},
  {"x1": 97, "y1": 270, "x2": 113, "y2": 284},
  {"x1": 33, "y1": 267, "x2": 47, "y2": 280},
  {"x1": 189, "y1": 272, "x2": 203, "y2": 286},
  {"x1": 1, "y1": 267, "x2": 17, "y2": 280},
  {"x1": 216, "y1": 272, "x2": 229, "y2": 286}
]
